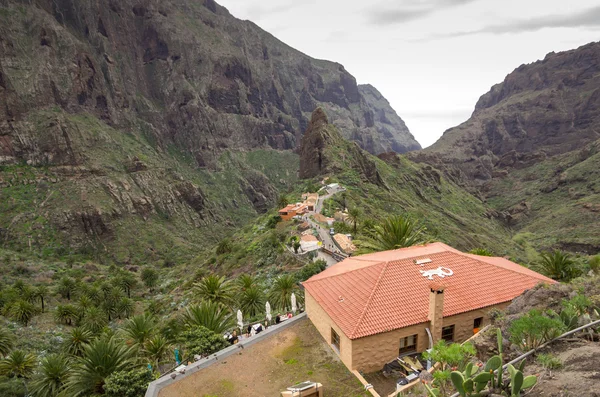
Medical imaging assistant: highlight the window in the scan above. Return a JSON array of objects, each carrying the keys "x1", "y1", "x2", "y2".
[
  {"x1": 442, "y1": 325, "x2": 455, "y2": 342},
  {"x1": 331, "y1": 328, "x2": 340, "y2": 352},
  {"x1": 474, "y1": 317, "x2": 483, "y2": 330},
  {"x1": 399, "y1": 334, "x2": 418, "y2": 354}
]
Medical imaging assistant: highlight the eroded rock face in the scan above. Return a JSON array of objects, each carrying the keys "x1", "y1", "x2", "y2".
[{"x1": 416, "y1": 42, "x2": 600, "y2": 182}]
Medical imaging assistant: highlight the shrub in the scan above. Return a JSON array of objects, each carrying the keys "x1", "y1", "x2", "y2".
[
  {"x1": 509, "y1": 309, "x2": 565, "y2": 350},
  {"x1": 295, "y1": 260, "x2": 327, "y2": 282},
  {"x1": 104, "y1": 368, "x2": 153, "y2": 397},
  {"x1": 179, "y1": 326, "x2": 229, "y2": 361},
  {"x1": 590, "y1": 255, "x2": 600, "y2": 274},
  {"x1": 469, "y1": 248, "x2": 494, "y2": 256}
]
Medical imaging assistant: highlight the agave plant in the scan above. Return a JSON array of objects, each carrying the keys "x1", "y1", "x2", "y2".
[
  {"x1": 29, "y1": 353, "x2": 71, "y2": 397},
  {"x1": 62, "y1": 328, "x2": 93, "y2": 357},
  {"x1": 0, "y1": 350, "x2": 37, "y2": 378},
  {"x1": 61, "y1": 335, "x2": 135, "y2": 396},
  {"x1": 355, "y1": 215, "x2": 427, "y2": 253},
  {"x1": 183, "y1": 301, "x2": 234, "y2": 334}
]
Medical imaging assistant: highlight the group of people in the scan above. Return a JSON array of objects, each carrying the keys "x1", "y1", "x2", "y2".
[{"x1": 223, "y1": 312, "x2": 299, "y2": 346}]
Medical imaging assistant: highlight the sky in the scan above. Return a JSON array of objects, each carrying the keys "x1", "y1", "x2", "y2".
[{"x1": 217, "y1": 0, "x2": 600, "y2": 148}]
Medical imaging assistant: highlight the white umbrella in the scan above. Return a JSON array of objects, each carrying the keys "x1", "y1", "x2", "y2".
[
  {"x1": 237, "y1": 310, "x2": 243, "y2": 330},
  {"x1": 265, "y1": 301, "x2": 272, "y2": 322},
  {"x1": 291, "y1": 293, "x2": 297, "y2": 314}
]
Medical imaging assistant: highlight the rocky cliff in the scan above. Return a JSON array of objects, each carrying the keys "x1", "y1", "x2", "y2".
[
  {"x1": 0, "y1": 0, "x2": 419, "y2": 261},
  {"x1": 411, "y1": 42, "x2": 600, "y2": 254}
]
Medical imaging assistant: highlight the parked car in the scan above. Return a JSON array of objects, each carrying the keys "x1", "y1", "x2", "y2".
[{"x1": 329, "y1": 228, "x2": 335, "y2": 235}]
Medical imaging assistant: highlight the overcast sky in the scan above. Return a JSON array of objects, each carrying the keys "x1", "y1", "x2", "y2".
[{"x1": 218, "y1": 0, "x2": 599, "y2": 148}]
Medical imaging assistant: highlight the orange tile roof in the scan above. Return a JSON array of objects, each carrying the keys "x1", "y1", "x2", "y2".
[{"x1": 303, "y1": 242, "x2": 555, "y2": 340}]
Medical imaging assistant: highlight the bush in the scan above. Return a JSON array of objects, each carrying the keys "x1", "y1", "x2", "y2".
[
  {"x1": 265, "y1": 215, "x2": 281, "y2": 229},
  {"x1": 104, "y1": 368, "x2": 153, "y2": 397},
  {"x1": 537, "y1": 353, "x2": 562, "y2": 370},
  {"x1": 179, "y1": 326, "x2": 229, "y2": 361},
  {"x1": 295, "y1": 260, "x2": 327, "y2": 282},
  {"x1": 509, "y1": 309, "x2": 566, "y2": 350},
  {"x1": 590, "y1": 255, "x2": 600, "y2": 274}
]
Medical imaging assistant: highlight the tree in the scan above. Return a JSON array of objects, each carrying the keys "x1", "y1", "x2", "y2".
[
  {"x1": 122, "y1": 314, "x2": 156, "y2": 347},
  {"x1": 268, "y1": 274, "x2": 299, "y2": 312},
  {"x1": 33, "y1": 285, "x2": 49, "y2": 313},
  {"x1": 142, "y1": 335, "x2": 171, "y2": 370},
  {"x1": 277, "y1": 195, "x2": 289, "y2": 209},
  {"x1": 193, "y1": 275, "x2": 234, "y2": 306},
  {"x1": 29, "y1": 353, "x2": 70, "y2": 397},
  {"x1": 356, "y1": 215, "x2": 427, "y2": 253},
  {"x1": 116, "y1": 273, "x2": 137, "y2": 299},
  {"x1": 534, "y1": 250, "x2": 580, "y2": 281},
  {"x1": 104, "y1": 368, "x2": 153, "y2": 397},
  {"x1": 236, "y1": 274, "x2": 258, "y2": 292},
  {"x1": 182, "y1": 301, "x2": 234, "y2": 334},
  {"x1": 179, "y1": 326, "x2": 229, "y2": 361},
  {"x1": 295, "y1": 259, "x2": 327, "y2": 282},
  {"x1": 0, "y1": 350, "x2": 37, "y2": 378},
  {"x1": 0, "y1": 327, "x2": 14, "y2": 358},
  {"x1": 54, "y1": 304, "x2": 78, "y2": 326},
  {"x1": 238, "y1": 285, "x2": 265, "y2": 318},
  {"x1": 140, "y1": 268, "x2": 158, "y2": 291},
  {"x1": 293, "y1": 241, "x2": 301, "y2": 254},
  {"x1": 347, "y1": 208, "x2": 361, "y2": 234},
  {"x1": 57, "y1": 277, "x2": 77, "y2": 301},
  {"x1": 62, "y1": 328, "x2": 93, "y2": 357},
  {"x1": 116, "y1": 297, "x2": 134, "y2": 319},
  {"x1": 61, "y1": 335, "x2": 135, "y2": 396},
  {"x1": 81, "y1": 306, "x2": 108, "y2": 335},
  {"x1": 101, "y1": 287, "x2": 125, "y2": 321},
  {"x1": 10, "y1": 299, "x2": 38, "y2": 326},
  {"x1": 469, "y1": 248, "x2": 494, "y2": 257}
]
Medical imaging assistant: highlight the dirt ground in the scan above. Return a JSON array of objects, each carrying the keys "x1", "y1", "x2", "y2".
[
  {"x1": 158, "y1": 319, "x2": 370, "y2": 397},
  {"x1": 528, "y1": 338, "x2": 600, "y2": 397}
]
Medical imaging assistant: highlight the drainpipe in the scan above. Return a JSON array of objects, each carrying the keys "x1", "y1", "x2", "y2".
[{"x1": 425, "y1": 328, "x2": 434, "y2": 370}]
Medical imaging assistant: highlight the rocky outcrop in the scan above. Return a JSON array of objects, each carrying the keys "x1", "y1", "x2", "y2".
[
  {"x1": 299, "y1": 108, "x2": 386, "y2": 187},
  {"x1": 416, "y1": 41, "x2": 600, "y2": 183}
]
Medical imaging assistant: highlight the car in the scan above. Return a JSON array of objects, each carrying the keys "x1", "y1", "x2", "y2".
[{"x1": 329, "y1": 228, "x2": 335, "y2": 235}]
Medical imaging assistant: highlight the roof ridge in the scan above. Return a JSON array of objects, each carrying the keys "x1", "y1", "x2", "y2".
[
  {"x1": 458, "y1": 252, "x2": 551, "y2": 282},
  {"x1": 303, "y1": 260, "x2": 385, "y2": 283},
  {"x1": 350, "y1": 261, "x2": 389, "y2": 339}
]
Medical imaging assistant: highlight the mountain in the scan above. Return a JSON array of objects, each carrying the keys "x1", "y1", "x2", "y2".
[
  {"x1": 0, "y1": 0, "x2": 419, "y2": 262},
  {"x1": 299, "y1": 108, "x2": 517, "y2": 255},
  {"x1": 412, "y1": 42, "x2": 600, "y2": 254}
]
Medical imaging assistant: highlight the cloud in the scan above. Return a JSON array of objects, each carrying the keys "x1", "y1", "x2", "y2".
[
  {"x1": 245, "y1": 0, "x2": 315, "y2": 20},
  {"x1": 420, "y1": 5, "x2": 600, "y2": 40},
  {"x1": 366, "y1": 0, "x2": 479, "y2": 25}
]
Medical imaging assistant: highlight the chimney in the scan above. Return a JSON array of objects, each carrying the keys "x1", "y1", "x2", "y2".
[{"x1": 428, "y1": 282, "x2": 445, "y2": 343}]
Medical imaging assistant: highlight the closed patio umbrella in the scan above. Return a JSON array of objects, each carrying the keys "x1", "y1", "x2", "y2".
[
  {"x1": 291, "y1": 293, "x2": 297, "y2": 314},
  {"x1": 237, "y1": 309, "x2": 243, "y2": 330},
  {"x1": 266, "y1": 301, "x2": 272, "y2": 322}
]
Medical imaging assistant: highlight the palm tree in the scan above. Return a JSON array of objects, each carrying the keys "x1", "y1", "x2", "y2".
[
  {"x1": 277, "y1": 195, "x2": 289, "y2": 209},
  {"x1": 54, "y1": 304, "x2": 78, "y2": 326},
  {"x1": 238, "y1": 285, "x2": 265, "y2": 318},
  {"x1": 81, "y1": 306, "x2": 108, "y2": 335},
  {"x1": 29, "y1": 353, "x2": 70, "y2": 397},
  {"x1": 347, "y1": 208, "x2": 361, "y2": 234},
  {"x1": 62, "y1": 328, "x2": 93, "y2": 357},
  {"x1": 356, "y1": 215, "x2": 427, "y2": 253},
  {"x1": 61, "y1": 335, "x2": 135, "y2": 396},
  {"x1": 33, "y1": 285, "x2": 49, "y2": 313},
  {"x1": 183, "y1": 301, "x2": 234, "y2": 334},
  {"x1": 0, "y1": 350, "x2": 37, "y2": 378},
  {"x1": 57, "y1": 277, "x2": 77, "y2": 301},
  {"x1": 143, "y1": 335, "x2": 171, "y2": 371},
  {"x1": 10, "y1": 299, "x2": 38, "y2": 326},
  {"x1": 116, "y1": 273, "x2": 137, "y2": 299},
  {"x1": 0, "y1": 327, "x2": 14, "y2": 357},
  {"x1": 193, "y1": 275, "x2": 234, "y2": 306},
  {"x1": 236, "y1": 274, "x2": 258, "y2": 291},
  {"x1": 116, "y1": 297, "x2": 134, "y2": 319},
  {"x1": 268, "y1": 275, "x2": 299, "y2": 312},
  {"x1": 140, "y1": 268, "x2": 159, "y2": 291},
  {"x1": 534, "y1": 250, "x2": 579, "y2": 281},
  {"x1": 101, "y1": 286, "x2": 125, "y2": 321},
  {"x1": 122, "y1": 314, "x2": 156, "y2": 347}
]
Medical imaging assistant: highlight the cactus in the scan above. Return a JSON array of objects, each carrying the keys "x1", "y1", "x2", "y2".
[
  {"x1": 506, "y1": 363, "x2": 537, "y2": 396},
  {"x1": 423, "y1": 382, "x2": 440, "y2": 396},
  {"x1": 496, "y1": 328, "x2": 504, "y2": 389}
]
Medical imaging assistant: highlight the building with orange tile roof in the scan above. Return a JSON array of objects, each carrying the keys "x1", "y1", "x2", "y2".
[
  {"x1": 303, "y1": 242, "x2": 555, "y2": 372},
  {"x1": 278, "y1": 203, "x2": 309, "y2": 221}
]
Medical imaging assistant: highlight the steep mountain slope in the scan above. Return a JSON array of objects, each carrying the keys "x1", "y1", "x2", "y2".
[
  {"x1": 412, "y1": 42, "x2": 600, "y2": 253},
  {"x1": 0, "y1": 0, "x2": 419, "y2": 261},
  {"x1": 299, "y1": 109, "x2": 517, "y2": 255}
]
